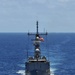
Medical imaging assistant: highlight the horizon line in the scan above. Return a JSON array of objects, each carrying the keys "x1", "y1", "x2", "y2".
[{"x1": 0, "y1": 32, "x2": 75, "y2": 33}]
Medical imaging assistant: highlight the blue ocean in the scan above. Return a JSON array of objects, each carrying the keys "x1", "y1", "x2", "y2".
[{"x1": 0, "y1": 33, "x2": 75, "y2": 75}]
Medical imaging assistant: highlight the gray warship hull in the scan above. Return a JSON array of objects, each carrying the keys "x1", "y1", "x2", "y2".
[{"x1": 25, "y1": 60, "x2": 50, "y2": 75}]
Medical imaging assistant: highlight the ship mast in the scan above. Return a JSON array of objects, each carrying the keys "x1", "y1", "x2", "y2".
[
  {"x1": 28, "y1": 21, "x2": 47, "y2": 60},
  {"x1": 36, "y1": 21, "x2": 38, "y2": 34}
]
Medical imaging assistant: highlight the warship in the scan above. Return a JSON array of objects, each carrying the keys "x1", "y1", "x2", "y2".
[{"x1": 25, "y1": 21, "x2": 50, "y2": 75}]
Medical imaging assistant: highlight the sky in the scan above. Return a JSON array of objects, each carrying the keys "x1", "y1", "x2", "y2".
[{"x1": 0, "y1": 0, "x2": 75, "y2": 33}]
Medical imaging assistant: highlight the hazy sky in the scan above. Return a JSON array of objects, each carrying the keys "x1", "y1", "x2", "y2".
[{"x1": 0, "y1": 0, "x2": 75, "y2": 33}]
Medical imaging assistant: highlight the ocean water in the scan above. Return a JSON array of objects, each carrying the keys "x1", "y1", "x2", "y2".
[{"x1": 0, "y1": 33, "x2": 75, "y2": 75}]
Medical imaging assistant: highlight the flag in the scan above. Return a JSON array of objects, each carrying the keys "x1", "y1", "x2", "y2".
[{"x1": 39, "y1": 37, "x2": 44, "y2": 41}]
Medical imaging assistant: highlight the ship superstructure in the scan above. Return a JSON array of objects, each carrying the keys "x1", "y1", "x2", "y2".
[{"x1": 25, "y1": 21, "x2": 50, "y2": 75}]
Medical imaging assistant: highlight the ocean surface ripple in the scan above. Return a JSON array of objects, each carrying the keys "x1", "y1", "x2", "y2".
[{"x1": 0, "y1": 33, "x2": 75, "y2": 75}]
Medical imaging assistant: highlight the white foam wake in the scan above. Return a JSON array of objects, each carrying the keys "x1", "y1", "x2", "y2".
[
  {"x1": 16, "y1": 68, "x2": 56, "y2": 75},
  {"x1": 16, "y1": 70, "x2": 25, "y2": 75},
  {"x1": 50, "y1": 68, "x2": 56, "y2": 75}
]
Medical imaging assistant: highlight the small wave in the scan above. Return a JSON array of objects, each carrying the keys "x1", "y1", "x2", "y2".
[
  {"x1": 18, "y1": 64, "x2": 25, "y2": 68},
  {"x1": 61, "y1": 37, "x2": 71, "y2": 44}
]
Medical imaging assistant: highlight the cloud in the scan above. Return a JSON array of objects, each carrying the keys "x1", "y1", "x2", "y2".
[
  {"x1": 28, "y1": 0, "x2": 74, "y2": 9},
  {"x1": 58, "y1": 0, "x2": 69, "y2": 3},
  {"x1": 28, "y1": 0, "x2": 47, "y2": 4},
  {"x1": 28, "y1": 0, "x2": 70, "y2": 4}
]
